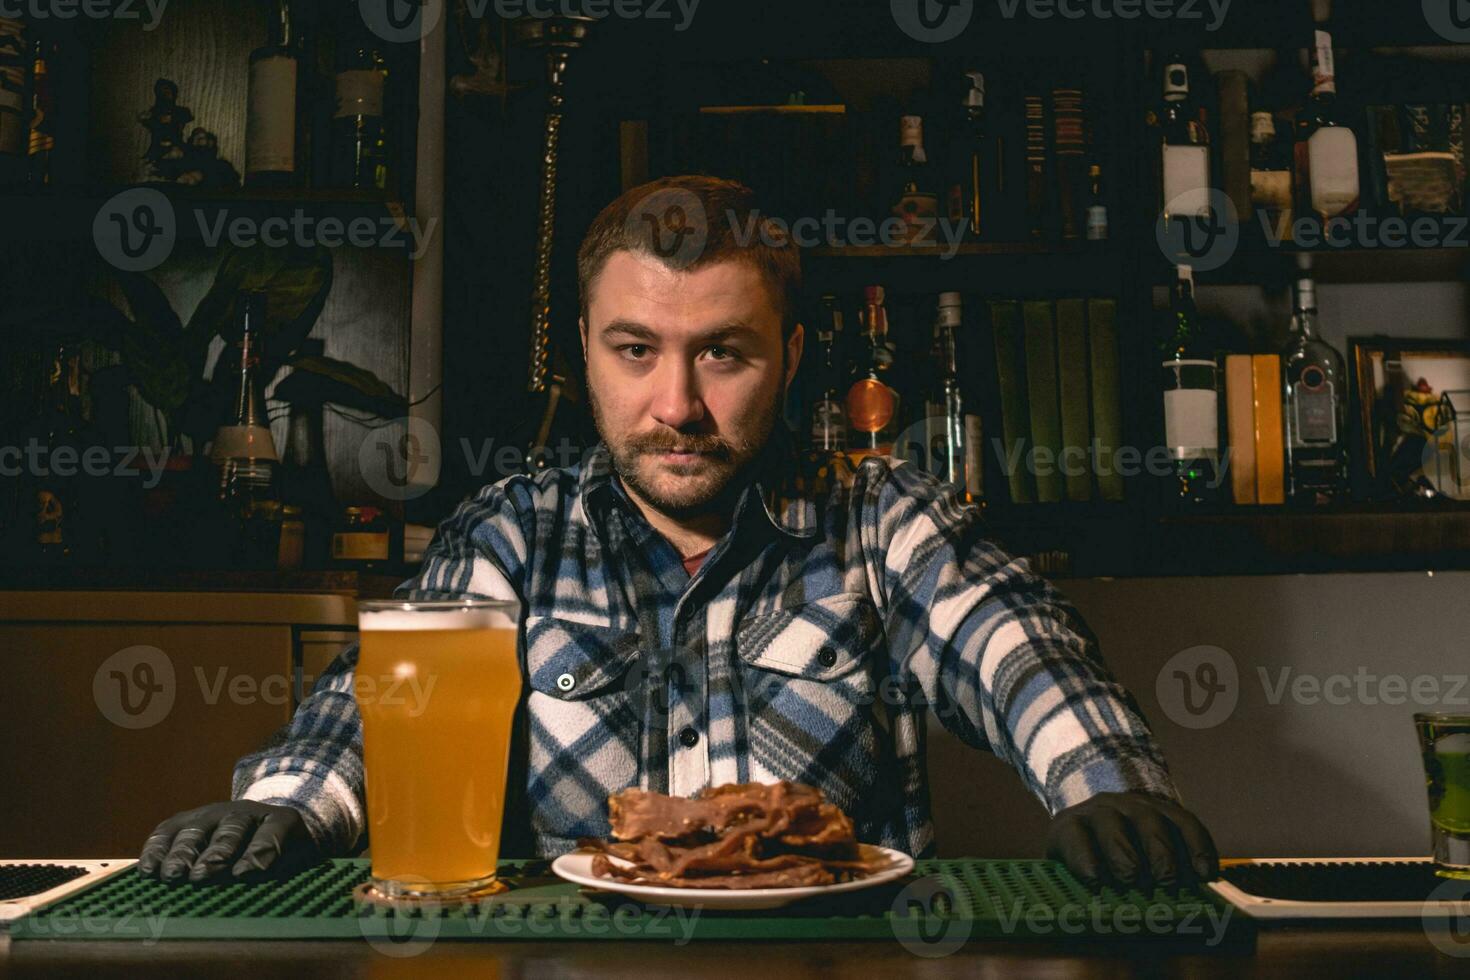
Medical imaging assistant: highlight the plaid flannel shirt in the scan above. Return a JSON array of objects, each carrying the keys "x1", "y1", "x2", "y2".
[{"x1": 233, "y1": 426, "x2": 1179, "y2": 858}]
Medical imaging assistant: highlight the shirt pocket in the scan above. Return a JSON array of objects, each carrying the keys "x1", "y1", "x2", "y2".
[
  {"x1": 524, "y1": 614, "x2": 642, "y2": 700},
  {"x1": 522, "y1": 614, "x2": 642, "y2": 839},
  {"x1": 735, "y1": 592, "x2": 883, "y2": 686}
]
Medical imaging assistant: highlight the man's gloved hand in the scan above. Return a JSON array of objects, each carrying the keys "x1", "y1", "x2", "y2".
[
  {"x1": 1045, "y1": 792, "x2": 1219, "y2": 891},
  {"x1": 137, "y1": 802, "x2": 324, "y2": 884}
]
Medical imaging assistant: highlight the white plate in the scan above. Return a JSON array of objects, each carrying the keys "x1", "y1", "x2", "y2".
[{"x1": 550, "y1": 844, "x2": 915, "y2": 911}]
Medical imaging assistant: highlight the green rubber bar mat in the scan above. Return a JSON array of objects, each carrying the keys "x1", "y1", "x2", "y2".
[{"x1": 8, "y1": 859, "x2": 1241, "y2": 943}]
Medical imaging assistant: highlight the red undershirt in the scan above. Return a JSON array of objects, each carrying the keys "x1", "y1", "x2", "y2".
[{"x1": 681, "y1": 547, "x2": 713, "y2": 578}]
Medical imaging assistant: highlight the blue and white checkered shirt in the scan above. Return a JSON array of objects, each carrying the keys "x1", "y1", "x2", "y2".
[{"x1": 233, "y1": 427, "x2": 1179, "y2": 858}]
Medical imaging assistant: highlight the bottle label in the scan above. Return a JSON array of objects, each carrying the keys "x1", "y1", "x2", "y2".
[
  {"x1": 1307, "y1": 125, "x2": 1360, "y2": 217},
  {"x1": 1312, "y1": 30, "x2": 1336, "y2": 96},
  {"x1": 1292, "y1": 372, "x2": 1338, "y2": 445},
  {"x1": 1086, "y1": 204, "x2": 1108, "y2": 240},
  {"x1": 333, "y1": 531, "x2": 389, "y2": 561},
  {"x1": 810, "y1": 399, "x2": 847, "y2": 450},
  {"x1": 1250, "y1": 111, "x2": 1276, "y2": 142},
  {"x1": 1162, "y1": 144, "x2": 1211, "y2": 217},
  {"x1": 247, "y1": 54, "x2": 298, "y2": 174},
  {"x1": 335, "y1": 68, "x2": 385, "y2": 120},
  {"x1": 1163, "y1": 63, "x2": 1189, "y2": 100},
  {"x1": 900, "y1": 115, "x2": 924, "y2": 148},
  {"x1": 1162, "y1": 359, "x2": 1219, "y2": 457},
  {"x1": 963, "y1": 414, "x2": 984, "y2": 500}
]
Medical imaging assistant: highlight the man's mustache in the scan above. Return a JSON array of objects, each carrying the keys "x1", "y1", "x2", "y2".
[{"x1": 629, "y1": 433, "x2": 733, "y2": 459}]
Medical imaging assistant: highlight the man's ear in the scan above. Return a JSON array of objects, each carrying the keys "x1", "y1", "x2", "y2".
[{"x1": 783, "y1": 322, "x2": 805, "y2": 392}]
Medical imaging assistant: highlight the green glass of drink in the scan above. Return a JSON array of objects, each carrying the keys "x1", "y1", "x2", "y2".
[{"x1": 1415, "y1": 713, "x2": 1470, "y2": 880}]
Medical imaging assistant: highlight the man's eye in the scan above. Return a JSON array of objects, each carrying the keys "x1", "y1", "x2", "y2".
[
  {"x1": 619, "y1": 345, "x2": 649, "y2": 360},
  {"x1": 706, "y1": 346, "x2": 737, "y2": 361}
]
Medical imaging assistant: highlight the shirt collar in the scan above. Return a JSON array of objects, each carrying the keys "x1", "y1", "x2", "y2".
[{"x1": 575, "y1": 424, "x2": 818, "y2": 540}]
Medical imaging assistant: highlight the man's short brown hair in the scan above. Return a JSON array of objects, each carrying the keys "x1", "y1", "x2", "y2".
[{"x1": 577, "y1": 175, "x2": 802, "y2": 340}]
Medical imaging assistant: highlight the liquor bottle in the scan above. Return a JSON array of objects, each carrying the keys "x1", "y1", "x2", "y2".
[
  {"x1": 894, "y1": 111, "x2": 937, "y2": 243},
  {"x1": 1299, "y1": 26, "x2": 1360, "y2": 221},
  {"x1": 331, "y1": 505, "x2": 400, "y2": 572},
  {"x1": 925, "y1": 292, "x2": 983, "y2": 504},
  {"x1": 846, "y1": 286, "x2": 901, "y2": 460},
  {"x1": 803, "y1": 294, "x2": 852, "y2": 494},
  {"x1": 330, "y1": 23, "x2": 389, "y2": 191},
  {"x1": 245, "y1": 0, "x2": 300, "y2": 187},
  {"x1": 1086, "y1": 162, "x2": 1108, "y2": 242},
  {"x1": 1249, "y1": 110, "x2": 1293, "y2": 240},
  {"x1": 1160, "y1": 265, "x2": 1221, "y2": 503},
  {"x1": 22, "y1": 342, "x2": 94, "y2": 565},
  {"x1": 1157, "y1": 54, "x2": 1212, "y2": 223},
  {"x1": 26, "y1": 35, "x2": 56, "y2": 188},
  {"x1": 212, "y1": 292, "x2": 281, "y2": 564},
  {"x1": 0, "y1": 17, "x2": 27, "y2": 188},
  {"x1": 945, "y1": 70, "x2": 991, "y2": 241},
  {"x1": 277, "y1": 353, "x2": 338, "y2": 568},
  {"x1": 1282, "y1": 275, "x2": 1346, "y2": 503}
]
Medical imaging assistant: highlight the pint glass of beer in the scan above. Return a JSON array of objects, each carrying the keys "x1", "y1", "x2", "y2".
[{"x1": 356, "y1": 599, "x2": 522, "y2": 899}]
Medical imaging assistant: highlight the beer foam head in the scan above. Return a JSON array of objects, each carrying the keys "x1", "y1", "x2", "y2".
[{"x1": 358, "y1": 601, "x2": 518, "y2": 632}]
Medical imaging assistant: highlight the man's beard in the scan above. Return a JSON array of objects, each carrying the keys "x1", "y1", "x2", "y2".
[{"x1": 588, "y1": 382, "x2": 784, "y2": 521}]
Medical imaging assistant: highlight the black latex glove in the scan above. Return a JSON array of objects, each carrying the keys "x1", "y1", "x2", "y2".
[
  {"x1": 1045, "y1": 792, "x2": 1219, "y2": 892},
  {"x1": 137, "y1": 801, "x2": 324, "y2": 884}
]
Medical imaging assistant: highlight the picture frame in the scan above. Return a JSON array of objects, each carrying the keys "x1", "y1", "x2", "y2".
[{"x1": 1349, "y1": 336, "x2": 1470, "y2": 501}]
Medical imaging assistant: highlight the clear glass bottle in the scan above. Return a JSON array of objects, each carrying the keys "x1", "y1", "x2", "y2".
[
  {"x1": 946, "y1": 70, "x2": 989, "y2": 241},
  {"x1": 330, "y1": 23, "x2": 388, "y2": 191},
  {"x1": 1160, "y1": 264, "x2": 1221, "y2": 503},
  {"x1": 924, "y1": 292, "x2": 983, "y2": 504},
  {"x1": 213, "y1": 291, "x2": 280, "y2": 523},
  {"x1": 803, "y1": 294, "x2": 851, "y2": 494},
  {"x1": 1158, "y1": 54, "x2": 1212, "y2": 223},
  {"x1": 845, "y1": 285, "x2": 901, "y2": 461},
  {"x1": 1282, "y1": 275, "x2": 1346, "y2": 503}
]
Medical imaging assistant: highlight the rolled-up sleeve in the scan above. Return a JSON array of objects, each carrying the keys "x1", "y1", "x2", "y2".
[{"x1": 861, "y1": 458, "x2": 1179, "y2": 815}]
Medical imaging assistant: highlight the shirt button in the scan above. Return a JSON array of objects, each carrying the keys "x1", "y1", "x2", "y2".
[
  {"x1": 678, "y1": 727, "x2": 699, "y2": 748},
  {"x1": 817, "y1": 648, "x2": 837, "y2": 667},
  {"x1": 556, "y1": 673, "x2": 576, "y2": 692}
]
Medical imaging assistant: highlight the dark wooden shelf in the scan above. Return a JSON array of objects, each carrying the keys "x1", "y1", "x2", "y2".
[
  {"x1": 0, "y1": 567, "x2": 412, "y2": 598},
  {"x1": 805, "y1": 242, "x2": 1125, "y2": 292}
]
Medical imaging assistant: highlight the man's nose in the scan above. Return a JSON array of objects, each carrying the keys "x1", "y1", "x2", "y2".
[{"x1": 649, "y1": 359, "x2": 706, "y2": 430}]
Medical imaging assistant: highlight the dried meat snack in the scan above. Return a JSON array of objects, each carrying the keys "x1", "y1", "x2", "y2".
[{"x1": 577, "y1": 781, "x2": 893, "y2": 889}]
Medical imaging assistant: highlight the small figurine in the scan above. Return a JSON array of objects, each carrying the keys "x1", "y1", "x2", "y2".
[
  {"x1": 138, "y1": 78, "x2": 193, "y2": 181},
  {"x1": 1387, "y1": 377, "x2": 1443, "y2": 498},
  {"x1": 175, "y1": 127, "x2": 240, "y2": 189}
]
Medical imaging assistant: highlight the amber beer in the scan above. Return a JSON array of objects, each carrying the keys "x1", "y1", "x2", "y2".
[{"x1": 356, "y1": 599, "x2": 522, "y2": 898}]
